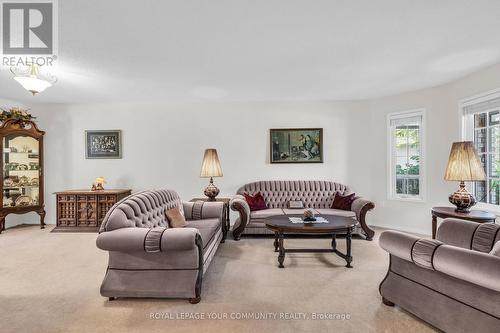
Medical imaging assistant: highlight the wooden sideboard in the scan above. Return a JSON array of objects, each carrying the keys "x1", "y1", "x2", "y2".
[{"x1": 53, "y1": 189, "x2": 131, "y2": 232}]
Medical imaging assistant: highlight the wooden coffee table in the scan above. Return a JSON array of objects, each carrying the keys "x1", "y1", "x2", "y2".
[{"x1": 264, "y1": 215, "x2": 356, "y2": 268}]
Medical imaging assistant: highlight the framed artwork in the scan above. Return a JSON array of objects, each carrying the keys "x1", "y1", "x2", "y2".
[
  {"x1": 270, "y1": 128, "x2": 323, "y2": 163},
  {"x1": 85, "y1": 130, "x2": 122, "y2": 159}
]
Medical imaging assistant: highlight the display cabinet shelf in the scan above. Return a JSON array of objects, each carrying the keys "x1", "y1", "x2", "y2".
[{"x1": 0, "y1": 119, "x2": 45, "y2": 234}]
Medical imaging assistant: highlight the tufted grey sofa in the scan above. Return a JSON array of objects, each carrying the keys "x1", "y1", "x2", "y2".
[
  {"x1": 229, "y1": 180, "x2": 375, "y2": 240},
  {"x1": 379, "y1": 218, "x2": 500, "y2": 332},
  {"x1": 96, "y1": 189, "x2": 224, "y2": 304}
]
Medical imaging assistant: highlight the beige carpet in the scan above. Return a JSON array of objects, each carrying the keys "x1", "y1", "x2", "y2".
[{"x1": 0, "y1": 225, "x2": 435, "y2": 333}]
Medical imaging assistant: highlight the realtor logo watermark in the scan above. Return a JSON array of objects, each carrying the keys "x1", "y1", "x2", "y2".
[{"x1": 1, "y1": 0, "x2": 58, "y2": 66}]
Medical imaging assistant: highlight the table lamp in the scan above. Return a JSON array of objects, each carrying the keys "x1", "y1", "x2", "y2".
[
  {"x1": 444, "y1": 141, "x2": 486, "y2": 212},
  {"x1": 200, "y1": 148, "x2": 223, "y2": 201}
]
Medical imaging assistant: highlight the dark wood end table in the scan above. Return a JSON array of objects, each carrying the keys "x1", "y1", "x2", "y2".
[
  {"x1": 190, "y1": 197, "x2": 230, "y2": 243},
  {"x1": 264, "y1": 215, "x2": 356, "y2": 268},
  {"x1": 431, "y1": 206, "x2": 496, "y2": 239}
]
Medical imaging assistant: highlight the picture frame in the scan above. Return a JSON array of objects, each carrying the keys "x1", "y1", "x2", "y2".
[
  {"x1": 270, "y1": 128, "x2": 323, "y2": 163},
  {"x1": 85, "y1": 130, "x2": 122, "y2": 159}
]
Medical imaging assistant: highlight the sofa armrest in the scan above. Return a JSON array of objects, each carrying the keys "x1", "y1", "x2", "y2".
[
  {"x1": 351, "y1": 197, "x2": 375, "y2": 240},
  {"x1": 182, "y1": 201, "x2": 224, "y2": 221},
  {"x1": 96, "y1": 227, "x2": 200, "y2": 252},
  {"x1": 379, "y1": 230, "x2": 421, "y2": 262},
  {"x1": 434, "y1": 245, "x2": 500, "y2": 292},
  {"x1": 436, "y1": 218, "x2": 480, "y2": 249},
  {"x1": 230, "y1": 195, "x2": 250, "y2": 241}
]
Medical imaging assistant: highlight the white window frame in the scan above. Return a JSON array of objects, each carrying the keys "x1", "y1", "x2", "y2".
[
  {"x1": 387, "y1": 109, "x2": 426, "y2": 202},
  {"x1": 459, "y1": 87, "x2": 500, "y2": 213}
]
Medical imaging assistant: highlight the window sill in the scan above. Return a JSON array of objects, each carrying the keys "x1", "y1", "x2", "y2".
[
  {"x1": 388, "y1": 196, "x2": 425, "y2": 203},
  {"x1": 474, "y1": 202, "x2": 500, "y2": 217}
]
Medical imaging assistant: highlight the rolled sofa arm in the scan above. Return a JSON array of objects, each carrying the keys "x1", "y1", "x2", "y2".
[
  {"x1": 230, "y1": 195, "x2": 250, "y2": 241},
  {"x1": 182, "y1": 201, "x2": 224, "y2": 221},
  {"x1": 433, "y1": 245, "x2": 500, "y2": 292},
  {"x1": 380, "y1": 230, "x2": 500, "y2": 292},
  {"x1": 436, "y1": 218, "x2": 480, "y2": 249},
  {"x1": 379, "y1": 230, "x2": 421, "y2": 261},
  {"x1": 96, "y1": 227, "x2": 200, "y2": 252},
  {"x1": 351, "y1": 197, "x2": 375, "y2": 240}
]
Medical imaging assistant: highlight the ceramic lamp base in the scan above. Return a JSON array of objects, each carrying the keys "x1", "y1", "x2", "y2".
[
  {"x1": 448, "y1": 181, "x2": 476, "y2": 213},
  {"x1": 204, "y1": 177, "x2": 219, "y2": 201}
]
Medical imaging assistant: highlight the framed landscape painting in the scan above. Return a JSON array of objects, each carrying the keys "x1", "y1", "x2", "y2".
[
  {"x1": 270, "y1": 128, "x2": 323, "y2": 163},
  {"x1": 85, "y1": 130, "x2": 122, "y2": 159}
]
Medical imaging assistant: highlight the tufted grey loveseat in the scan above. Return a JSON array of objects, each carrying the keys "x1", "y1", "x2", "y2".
[
  {"x1": 379, "y1": 218, "x2": 500, "y2": 332},
  {"x1": 229, "y1": 180, "x2": 375, "y2": 240},
  {"x1": 96, "y1": 189, "x2": 224, "y2": 303}
]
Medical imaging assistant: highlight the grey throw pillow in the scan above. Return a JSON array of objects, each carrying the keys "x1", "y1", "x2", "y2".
[{"x1": 489, "y1": 241, "x2": 500, "y2": 257}]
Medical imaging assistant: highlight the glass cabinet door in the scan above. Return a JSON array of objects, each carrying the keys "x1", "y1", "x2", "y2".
[{"x1": 3, "y1": 134, "x2": 40, "y2": 208}]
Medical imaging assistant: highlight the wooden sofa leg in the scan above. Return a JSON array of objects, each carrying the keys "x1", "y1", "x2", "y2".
[
  {"x1": 108, "y1": 297, "x2": 116, "y2": 301},
  {"x1": 358, "y1": 203, "x2": 375, "y2": 241},
  {"x1": 382, "y1": 297, "x2": 394, "y2": 306},
  {"x1": 189, "y1": 297, "x2": 201, "y2": 304}
]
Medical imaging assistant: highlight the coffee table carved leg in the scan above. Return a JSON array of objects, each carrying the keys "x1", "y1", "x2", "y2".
[
  {"x1": 274, "y1": 232, "x2": 279, "y2": 252},
  {"x1": 432, "y1": 215, "x2": 437, "y2": 239},
  {"x1": 331, "y1": 233, "x2": 337, "y2": 250},
  {"x1": 278, "y1": 232, "x2": 285, "y2": 268},
  {"x1": 345, "y1": 228, "x2": 353, "y2": 268}
]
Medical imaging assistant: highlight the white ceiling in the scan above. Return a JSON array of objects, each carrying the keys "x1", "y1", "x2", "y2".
[{"x1": 2, "y1": 0, "x2": 500, "y2": 104}]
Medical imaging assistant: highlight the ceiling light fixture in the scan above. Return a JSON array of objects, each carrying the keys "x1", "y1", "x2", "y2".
[{"x1": 10, "y1": 64, "x2": 57, "y2": 95}]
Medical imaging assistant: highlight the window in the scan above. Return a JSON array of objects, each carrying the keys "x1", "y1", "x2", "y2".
[
  {"x1": 388, "y1": 110, "x2": 425, "y2": 201},
  {"x1": 462, "y1": 91, "x2": 500, "y2": 205}
]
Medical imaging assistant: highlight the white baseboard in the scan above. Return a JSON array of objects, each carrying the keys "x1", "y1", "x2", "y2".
[{"x1": 369, "y1": 223, "x2": 431, "y2": 237}]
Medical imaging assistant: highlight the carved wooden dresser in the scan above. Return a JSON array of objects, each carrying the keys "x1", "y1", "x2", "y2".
[{"x1": 53, "y1": 189, "x2": 131, "y2": 232}]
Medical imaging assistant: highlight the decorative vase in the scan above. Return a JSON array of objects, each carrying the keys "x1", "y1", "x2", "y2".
[{"x1": 303, "y1": 209, "x2": 316, "y2": 222}]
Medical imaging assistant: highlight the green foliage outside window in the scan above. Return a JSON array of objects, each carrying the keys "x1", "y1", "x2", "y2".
[{"x1": 395, "y1": 127, "x2": 420, "y2": 176}]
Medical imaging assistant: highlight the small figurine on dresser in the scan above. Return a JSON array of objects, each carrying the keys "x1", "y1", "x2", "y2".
[{"x1": 91, "y1": 177, "x2": 106, "y2": 191}]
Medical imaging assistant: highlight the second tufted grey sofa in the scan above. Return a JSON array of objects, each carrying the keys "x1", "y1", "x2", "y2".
[
  {"x1": 96, "y1": 189, "x2": 224, "y2": 304},
  {"x1": 229, "y1": 180, "x2": 375, "y2": 240}
]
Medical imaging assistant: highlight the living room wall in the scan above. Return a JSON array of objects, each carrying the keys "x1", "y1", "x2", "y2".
[
  {"x1": 21, "y1": 101, "x2": 357, "y2": 227},
  {"x1": 4, "y1": 62, "x2": 500, "y2": 233},
  {"x1": 348, "y1": 62, "x2": 500, "y2": 234}
]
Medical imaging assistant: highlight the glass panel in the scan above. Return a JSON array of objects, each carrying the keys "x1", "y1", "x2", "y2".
[
  {"x1": 489, "y1": 126, "x2": 500, "y2": 154},
  {"x1": 475, "y1": 181, "x2": 487, "y2": 203},
  {"x1": 395, "y1": 156, "x2": 408, "y2": 175},
  {"x1": 489, "y1": 154, "x2": 500, "y2": 177},
  {"x1": 395, "y1": 126, "x2": 407, "y2": 148},
  {"x1": 475, "y1": 128, "x2": 487, "y2": 153},
  {"x1": 408, "y1": 155, "x2": 420, "y2": 175},
  {"x1": 478, "y1": 154, "x2": 487, "y2": 175},
  {"x1": 3, "y1": 135, "x2": 40, "y2": 208},
  {"x1": 407, "y1": 178, "x2": 419, "y2": 195},
  {"x1": 396, "y1": 178, "x2": 406, "y2": 195},
  {"x1": 489, "y1": 179, "x2": 500, "y2": 205},
  {"x1": 490, "y1": 111, "x2": 500, "y2": 126},
  {"x1": 393, "y1": 122, "x2": 421, "y2": 197},
  {"x1": 475, "y1": 113, "x2": 487, "y2": 128}
]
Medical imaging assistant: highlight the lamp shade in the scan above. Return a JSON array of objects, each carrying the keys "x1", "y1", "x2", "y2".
[
  {"x1": 444, "y1": 141, "x2": 486, "y2": 181},
  {"x1": 200, "y1": 149, "x2": 223, "y2": 178}
]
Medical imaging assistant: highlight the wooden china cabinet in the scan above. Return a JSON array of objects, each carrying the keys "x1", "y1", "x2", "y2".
[{"x1": 0, "y1": 119, "x2": 45, "y2": 233}]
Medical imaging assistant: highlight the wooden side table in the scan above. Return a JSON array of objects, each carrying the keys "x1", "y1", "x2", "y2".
[
  {"x1": 431, "y1": 206, "x2": 496, "y2": 239},
  {"x1": 190, "y1": 197, "x2": 230, "y2": 242}
]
